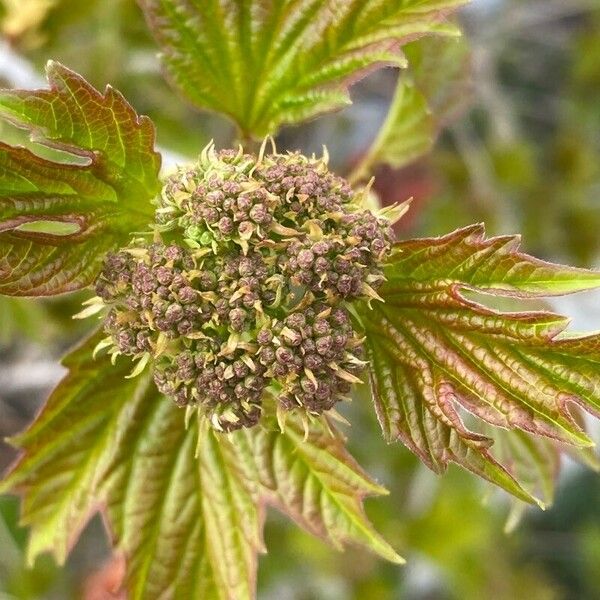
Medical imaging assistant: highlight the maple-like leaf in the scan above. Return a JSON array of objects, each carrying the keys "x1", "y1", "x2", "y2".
[
  {"x1": 403, "y1": 28, "x2": 472, "y2": 128},
  {"x1": 236, "y1": 408, "x2": 403, "y2": 565},
  {"x1": 361, "y1": 224, "x2": 600, "y2": 503},
  {"x1": 139, "y1": 0, "x2": 468, "y2": 138},
  {"x1": 350, "y1": 30, "x2": 471, "y2": 182},
  {"x1": 1, "y1": 333, "x2": 397, "y2": 599},
  {"x1": 350, "y1": 76, "x2": 434, "y2": 184},
  {"x1": 0, "y1": 62, "x2": 161, "y2": 296}
]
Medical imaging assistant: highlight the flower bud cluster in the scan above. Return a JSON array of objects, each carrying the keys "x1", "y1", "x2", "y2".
[
  {"x1": 95, "y1": 144, "x2": 395, "y2": 430},
  {"x1": 256, "y1": 304, "x2": 364, "y2": 414}
]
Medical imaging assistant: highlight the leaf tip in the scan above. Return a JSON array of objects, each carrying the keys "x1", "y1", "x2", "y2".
[{"x1": 45, "y1": 59, "x2": 63, "y2": 77}]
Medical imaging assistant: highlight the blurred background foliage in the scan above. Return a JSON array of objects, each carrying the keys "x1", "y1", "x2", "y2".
[{"x1": 0, "y1": 0, "x2": 599, "y2": 598}]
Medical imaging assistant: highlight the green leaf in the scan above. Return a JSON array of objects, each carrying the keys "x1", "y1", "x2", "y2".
[
  {"x1": 0, "y1": 333, "x2": 137, "y2": 564},
  {"x1": 383, "y1": 224, "x2": 600, "y2": 295},
  {"x1": 237, "y1": 410, "x2": 403, "y2": 565},
  {"x1": 139, "y1": 0, "x2": 469, "y2": 138},
  {"x1": 105, "y1": 402, "x2": 265, "y2": 599},
  {"x1": 403, "y1": 28, "x2": 472, "y2": 127},
  {"x1": 2, "y1": 334, "x2": 397, "y2": 598},
  {"x1": 361, "y1": 224, "x2": 600, "y2": 503},
  {"x1": 350, "y1": 76, "x2": 434, "y2": 183},
  {"x1": 350, "y1": 30, "x2": 471, "y2": 182},
  {"x1": 0, "y1": 61, "x2": 161, "y2": 296},
  {"x1": 487, "y1": 428, "x2": 559, "y2": 508}
]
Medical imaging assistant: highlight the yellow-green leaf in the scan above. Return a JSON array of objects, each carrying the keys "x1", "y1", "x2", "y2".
[
  {"x1": 237, "y1": 409, "x2": 403, "y2": 565},
  {"x1": 350, "y1": 29, "x2": 471, "y2": 182},
  {"x1": 361, "y1": 225, "x2": 600, "y2": 502},
  {"x1": 2, "y1": 333, "x2": 398, "y2": 598},
  {"x1": 0, "y1": 62, "x2": 161, "y2": 296},
  {"x1": 139, "y1": 0, "x2": 469, "y2": 138},
  {"x1": 350, "y1": 76, "x2": 434, "y2": 183}
]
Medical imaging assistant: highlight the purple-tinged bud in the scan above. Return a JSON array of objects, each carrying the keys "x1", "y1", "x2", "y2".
[
  {"x1": 314, "y1": 257, "x2": 329, "y2": 274},
  {"x1": 275, "y1": 346, "x2": 294, "y2": 364},
  {"x1": 249, "y1": 204, "x2": 269, "y2": 224},
  {"x1": 304, "y1": 354, "x2": 323, "y2": 370},
  {"x1": 237, "y1": 194, "x2": 253, "y2": 211},
  {"x1": 178, "y1": 286, "x2": 198, "y2": 304},
  {"x1": 313, "y1": 319, "x2": 330, "y2": 336},
  {"x1": 279, "y1": 394, "x2": 295, "y2": 410},
  {"x1": 218, "y1": 216, "x2": 234, "y2": 235},
  {"x1": 259, "y1": 346, "x2": 276, "y2": 365},
  {"x1": 336, "y1": 274, "x2": 353, "y2": 296},
  {"x1": 156, "y1": 285, "x2": 170, "y2": 299},
  {"x1": 238, "y1": 221, "x2": 254, "y2": 238},
  {"x1": 177, "y1": 319, "x2": 194, "y2": 335},
  {"x1": 331, "y1": 308, "x2": 349, "y2": 326},
  {"x1": 312, "y1": 241, "x2": 330, "y2": 256},
  {"x1": 297, "y1": 249, "x2": 315, "y2": 269},
  {"x1": 302, "y1": 339, "x2": 316, "y2": 353},
  {"x1": 117, "y1": 330, "x2": 136, "y2": 353},
  {"x1": 165, "y1": 303, "x2": 184, "y2": 324},
  {"x1": 206, "y1": 190, "x2": 225, "y2": 206},
  {"x1": 222, "y1": 180, "x2": 241, "y2": 194},
  {"x1": 229, "y1": 307, "x2": 247, "y2": 331},
  {"x1": 315, "y1": 381, "x2": 332, "y2": 401},
  {"x1": 198, "y1": 271, "x2": 217, "y2": 291},
  {"x1": 233, "y1": 360, "x2": 249, "y2": 378},
  {"x1": 242, "y1": 292, "x2": 259, "y2": 308},
  {"x1": 272, "y1": 363, "x2": 287, "y2": 377},
  {"x1": 238, "y1": 257, "x2": 255, "y2": 276},
  {"x1": 201, "y1": 206, "x2": 220, "y2": 224},
  {"x1": 332, "y1": 333, "x2": 348, "y2": 348},
  {"x1": 300, "y1": 377, "x2": 317, "y2": 394},
  {"x1": 316, "y1": 336, "x2": 333, "y2": 355},
  {"x1": 164, "y1": 245, "x2": 184, "y2": 262},
  {"x1": 257, "y1": 329, "x2": 273, "y2": 345}
]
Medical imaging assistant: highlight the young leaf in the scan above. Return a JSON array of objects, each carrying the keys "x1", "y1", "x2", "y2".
[
  {"x1": 487, "y1": 427, "x2": 559, "y2": 509},
  {"x1": 349, "y1": 76, "x2": 434, "y2": 184},
  {"x1": 237, "y1": 410, "x2": 403, "y2": 565},
  {"x1": 403, "y1": 30, "x2": 472, "y2": 127},
  {"x1": 0, "y1": 332, "x2": 147, "y2": 565},
  {"x1": 2, "y1": 334, "x2": 397, "y2": 599},
  {"x1": 361, "y1": 224, "x2": 600, "y2": 502},
  {"x1": 0, "y1": 62, "x2": 161, "y2": 296},
  {"x1": 105, "y1": 403, "x2": 264, "y2": 599},
  {"x1": 349, "y1": 31, "x2": 471, "y2": 182},
  {"x1": 139, "y1": 0, "x2": 468, "y2": 138}
]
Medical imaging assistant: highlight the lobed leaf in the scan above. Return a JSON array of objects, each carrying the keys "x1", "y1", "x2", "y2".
[
  {"x1": 403, "y1": 29, "x2": 472, "y2": 128},
  {"x1": 1, "y1": 334, "x2": 397, "y2": 598},
  {"x1": 350, "y1": 30, "x2": 471, "y2": 181},
  {"x1": 0, "y1": 62, "x2": 161, "y2": 296},
  {"x1": 139, "y1": 0, "x2": 468, "y2": 138},
  {"x1": 237, "y1": 410, "x2": 403, "y2": 564},
  {"x1": 103, "y1": 396, "x2": 264, "y2": 599},
  {"x1": 361, "y1": 224, "x2": 600, "y2": 502},
  {"x1": 350, "y1": 76, "x2": 434, "y2": 184},
  {"x1": 383, "y1": 224, "x2": 600, "y2": 295},
  {"x1": 488, "y1": 428, "x2": 558, "y2": 526}
]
